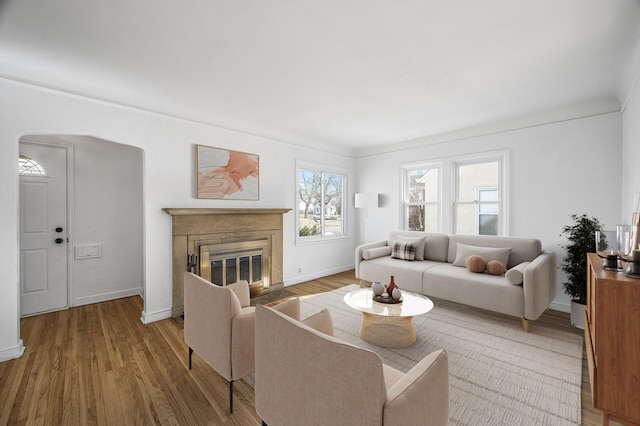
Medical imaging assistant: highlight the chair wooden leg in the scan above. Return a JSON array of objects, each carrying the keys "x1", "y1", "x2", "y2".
[
  {"x1": 188, "y1": 347, "x2": 193, "y2": 370},
  {"x1": 229, "y1": 380, "x2": 234, "y2": 413},
  {"x1": 521, "y1": 318, "x2": 530, "y2": 332}
]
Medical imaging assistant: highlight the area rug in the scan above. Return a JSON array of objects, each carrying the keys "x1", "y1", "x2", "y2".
[{"x1": 293, "y1": 285, "x2": 583, "y2": 426}]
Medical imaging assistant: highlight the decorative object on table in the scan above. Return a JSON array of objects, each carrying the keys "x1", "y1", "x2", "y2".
[
  {"x1": 371, "y1": 281, "x2": 385, "y2": 296},
  {"x1": 391, "y1": 287, "x2": 402, "y2": 300},
  {"x1": 196, "y1": 144, "x2": 259, "y2": 200},
  {"x1": 387, "y1": 275, "x2": 398, "y2": 294},
  {"x1": 623, "y1": 249, "x2": 640, "y2": 278},
  {"x1": 595, "y1": 229, "x2": 620, "y2": 270},
  {"x1": 559, "y1": 213, "x2": 604, "y2": 328},
  {"x1": 630, "y1": 192, "x2": 640, "y2": 252}
]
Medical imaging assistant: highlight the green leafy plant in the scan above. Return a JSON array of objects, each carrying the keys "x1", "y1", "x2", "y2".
[
  {"x1": 299, "y1": 224, "x2": 320, "y2": 237},
  {"x1": 559, "y1": 214, "x2": 604, "y2": 304}
]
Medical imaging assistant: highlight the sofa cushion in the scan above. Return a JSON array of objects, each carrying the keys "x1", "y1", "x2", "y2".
[
  {"x1": 423, "y1": 263, "x2": 525, "y2": 318},
  {"x1": 363, "y1": 246, "x2": 393, "y2": 260},
  {"x1": 358, "y1": 256, "x2": 442, "y2": 293},
  {"x1": 506, "y1": 261, "x2": 530, "y2": 285},
  {"x1": 452, "y1": 243, "x2": 511, "y2": 268},
  {"x1": 388, "y1": 231, "x2": 449, "y2": 262},
  {"x1": 465, "y1": 255, "x2": 487, "y2": 273},
  {"x1": 448, "y1": 234, "x2": 541, "y2": 269},
  {"x1": 396, "y1": 235, "x2": 426, "y2": 260},
  {"x1": 486, "y1": 260, "x2": 506, "y2": 275},
  {"x1": 391, "y1": 242, "x2": 416, "y2": 261}
]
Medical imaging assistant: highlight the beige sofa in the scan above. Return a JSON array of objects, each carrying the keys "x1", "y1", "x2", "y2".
[
  {"x1": 255, "y1": 303, "x2": 450, "y2": 426},
  {"x1": 356, "y1": 231, "x2": 556, "y2": 331}
]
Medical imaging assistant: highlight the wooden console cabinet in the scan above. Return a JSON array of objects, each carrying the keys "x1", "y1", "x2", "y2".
[{"x1": 585, "y1": 253, "x2": 640, "y2": 426}]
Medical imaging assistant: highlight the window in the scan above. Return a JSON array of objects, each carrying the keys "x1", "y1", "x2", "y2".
[
  {"x1": 403, "y1": 164, "x2": 440, "y2": 232},
  {"x1": 402, "y1": 151, "x2": 507, "y2": 235},
  {"x1": 454, "y1": 159, "x2": 503, "y2": 235},
  {"x1": 18, "y1": 154, "x2": 47, "y2": 176},
  {"x1": 297, "y1": 162, "x2": 346, "y2": 241}
]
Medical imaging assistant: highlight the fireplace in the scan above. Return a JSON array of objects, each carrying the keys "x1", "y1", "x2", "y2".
[
  {"x1": 163, "y1": 208, "x2": 290, "y2": 317},
  {"x1": 199, "y1": 240, "x2": 270, "y2": 288}
]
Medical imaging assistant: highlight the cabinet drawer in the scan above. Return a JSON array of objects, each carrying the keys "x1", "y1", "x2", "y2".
[{"x1": 584, "y1": 316, "x2": 597, "y2": 406}]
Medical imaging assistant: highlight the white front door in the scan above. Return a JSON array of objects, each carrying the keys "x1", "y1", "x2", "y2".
[{"x1": 19, "y1": 142, "x2": 68, "y2": 316}]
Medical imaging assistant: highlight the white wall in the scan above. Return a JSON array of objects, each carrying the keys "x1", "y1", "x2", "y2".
[
  {"x1": 0, "y1": 79, "x2": 357, "y2": 360},
  {"x1": 355, "y1": 113, "x2": 623, "y2": 312},
  {"x1": 622, "y1": 78, "x2": 640, "y2": 220},
  {"x1": 72, "y1": 136, "x2": 144, "y2": 305}
]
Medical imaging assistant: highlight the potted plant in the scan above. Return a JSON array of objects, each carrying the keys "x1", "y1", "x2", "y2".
[{"x1": 559, "y1": 213, "x2": 604, "y2": 328}]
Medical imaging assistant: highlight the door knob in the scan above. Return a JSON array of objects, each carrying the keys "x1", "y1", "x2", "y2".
[
  {"x1": 55, "y1": 227, "x2": 63, "y2": 233},
  {"x1": 55, "y1": 238, "x2": 64, "y2": 244}
]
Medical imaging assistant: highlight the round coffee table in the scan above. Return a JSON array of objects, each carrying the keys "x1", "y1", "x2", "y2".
[{"x1": 343, "y1": 287, "x2": 434, "y2": 348}]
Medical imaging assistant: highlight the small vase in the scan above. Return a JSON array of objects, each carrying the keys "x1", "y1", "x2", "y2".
[
  {"x1": 387, "y1": 275, "x2": 397, "y2": 294},
  {"x1": 371, "y1": 281, "x2": 385, "y2": 296}
]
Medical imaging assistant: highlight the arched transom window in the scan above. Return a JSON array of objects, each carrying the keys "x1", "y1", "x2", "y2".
[{"x1": 18, "y1": 153, "x2": 47, "y2": 176}]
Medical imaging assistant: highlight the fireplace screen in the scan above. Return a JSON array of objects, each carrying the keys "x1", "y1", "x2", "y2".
[{"x1": 199, "y1": 240, "x2": 270, "y2": 287}]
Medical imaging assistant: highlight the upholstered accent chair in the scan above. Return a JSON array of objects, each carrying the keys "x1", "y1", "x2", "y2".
[
  {"x1": 183, "y1": 272, "x2": 299, "y2": 413},
  {"x1": 255, "y1": 304, "x2": 450, "y2": 426}
]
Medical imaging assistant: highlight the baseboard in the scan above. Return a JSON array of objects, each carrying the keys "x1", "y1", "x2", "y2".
[
  {"x1": 73, "y1": 287, "x2": 142, "y2": 307},
  {"x1": 549, "y1": 301, "x2": 570, "y2": 313},
  {"x1": 140, "y1": 308, "x2": 172, "y2": 324},
  {"x1": 0, "y1": 339, "x2": 25, "y2": 362},
  {"x1": 284, "y1": 264, "x2": 354, "y2": 286}
]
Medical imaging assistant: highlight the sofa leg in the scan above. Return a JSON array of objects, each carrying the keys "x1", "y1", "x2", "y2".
[
  {"x1": 521, "y1": 318, "x2": 530, "y2": 332},
  {"x1": 359, "y1": 279, "x2": 364, "y2": 288},
  {"x1": 229, "y1": 380, "x2": 234, "y2": 413},
  {"x1": 188, "y1": 347, "x2": 193, "y2": 370}
]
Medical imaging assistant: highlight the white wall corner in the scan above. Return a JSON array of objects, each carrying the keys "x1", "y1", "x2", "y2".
[
  {"x1": 140, "y1": 308, "x2": 173, "y2": 324},
  {"x1": 0, "y1": 339, "x2": 25, "y2": 362}
]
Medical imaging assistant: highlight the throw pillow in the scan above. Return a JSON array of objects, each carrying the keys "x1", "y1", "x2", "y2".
[
  {"x1": 391, "y1": 241, "x2": 416, "y2": 261},
  {"x1": 452, "y1": 243, "x2": 511, "y2": 268},
  {"x1": 395, "y1": 235, "x2": 426, "y2": 260},
  {"x1": 465, "y1": 255, "x2": 487, "y2": 273},
  {"x1": 486, "y1": 260, "x2": 506, "y2": 275},
  {"x1": 506, "y1": 261, "x2": 531, "y2": 285},
  {"x1": 362, "y1": 246, "x2": 392, "y2": 260}
]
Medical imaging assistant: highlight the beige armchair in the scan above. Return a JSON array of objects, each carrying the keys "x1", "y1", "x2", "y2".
[
  {"x1": 255, "y1": 304, "x2": 450, "y2": 426},
  {"x1": 183, "y1": 272, "x2": 299, "y2": 413}
]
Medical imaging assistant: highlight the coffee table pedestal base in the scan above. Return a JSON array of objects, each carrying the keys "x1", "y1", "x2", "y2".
[{"x1": 359, "y1": 312, "x2": 416, "y2": 348}]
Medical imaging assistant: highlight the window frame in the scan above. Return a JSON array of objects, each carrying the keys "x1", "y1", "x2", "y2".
[
  {"x1": 295, "y1": 160, "x2": 348, "y2": 244},
  {"x1": 401, "y1": 150, "x2": 508, "y2": 235},
  {"x1": 452, "y1": 151, "x2": 508, "y2": 236},
  {"x1": 401, "y1": 162, "x2": 443, "y2": 232}
]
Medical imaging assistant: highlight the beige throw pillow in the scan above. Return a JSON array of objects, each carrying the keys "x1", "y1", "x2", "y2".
[
  {"x1": 506, "y1": 261, "x2": 531, "y2": 285},
  {"x1": 452, "y1": 243, "x2": 511, "y2": 267},
  {"x1": 362, "y1": 246, "x2": 392, "y2": 260}
]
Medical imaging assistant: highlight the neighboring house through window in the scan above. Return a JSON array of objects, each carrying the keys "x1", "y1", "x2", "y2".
[{"x1": 402, "y1": 151, "x2": 507, "y2": 235}]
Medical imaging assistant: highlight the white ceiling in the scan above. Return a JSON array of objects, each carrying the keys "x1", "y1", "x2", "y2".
[{"x1": 1, "y1": 0, "x2": 640, "y2": 156}]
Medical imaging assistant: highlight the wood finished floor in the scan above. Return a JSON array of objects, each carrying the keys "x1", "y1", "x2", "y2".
[{"x1": 0, "y1": 270, "x2": 616, "y2": 425}]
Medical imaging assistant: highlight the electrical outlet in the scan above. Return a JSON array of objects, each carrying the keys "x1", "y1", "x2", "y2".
[{"x1": 297, "y1": 267, "x2": 302, "y2": 273}]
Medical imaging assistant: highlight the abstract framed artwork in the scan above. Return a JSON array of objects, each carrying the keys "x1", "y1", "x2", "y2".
[{"x1": 196, "y1": 145, "x2": 259, "y2": 200}]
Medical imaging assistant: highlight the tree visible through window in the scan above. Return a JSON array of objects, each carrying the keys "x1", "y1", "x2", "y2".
[{"x1": 297, "y1": 165, "x2": 345, "y2": 239}]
